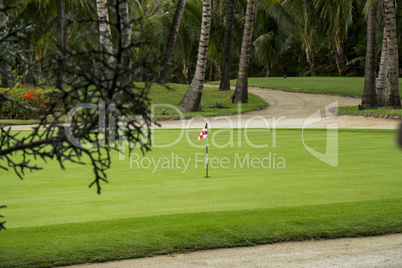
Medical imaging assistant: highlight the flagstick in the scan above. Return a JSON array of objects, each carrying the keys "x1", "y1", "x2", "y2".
[{"x1": 205, "y1": 124, "x2": 210, "y2": 178}]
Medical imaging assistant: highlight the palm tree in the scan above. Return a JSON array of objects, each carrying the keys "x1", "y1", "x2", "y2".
[
  {"x1": 361, "y1": 0, "x2": 378, "y2": 109},
  {"x1": 252, "y1": 1, "x2": 293, "y2": 77},
  {"x1": 314, "y1": 0, "x2": 353, "y2": 76},
  {"x1": 96, "y1": 0, "x2": 113, "y2": 64},
  {"x1": 376, "y1": 23, "x2": 388, "y2": 107},
  {"x1": 280, "y1": 0, "x2": 319, "y2": 76},
  {"x1": 9, "y1": 0, "x2": 94, "y2": 84},
  {"x1": 0, "y1": 0, "x2": 4, "y2": 27},
  {"x1": 233, "y1": 0, "x2": 255, "y2": 103},
  {"x1": 118, "y1": 1, "x2": 132, "y2": 52},
  {"x1": 170, "y1": 0, "x2": 203, "y2": 84},
  {"x1": 384, "y1": 0, "x2": 401, "y2": 108},
  {"x1": 206, "y1": 0, "x2": 226, "y2": 82},
  {"x1": 118, "y1": 0, "x2": 133, "y2": 82},
  {"x1": 160, "y1": 0, "x2": 187, "y2": 83},
  {"x1": 0, "y1": 0, "x2": 11, "y2": 88},
  {"x1": 96, "y1": 0, "x2": 114, "y2": 89},
  {"x1": 55, "y1": 0, "x2": 64, "y2": 89},
  {"x1": 219, "y1": 0, "x2": 235, "y2": 91},
  {"x1": 178, "y1": 0, "x2": 212, "y2": 112}
]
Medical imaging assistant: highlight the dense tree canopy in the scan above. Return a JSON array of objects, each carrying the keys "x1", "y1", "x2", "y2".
[{"x1": 0, "y1": 0, "x2": 400, "y2": 85}]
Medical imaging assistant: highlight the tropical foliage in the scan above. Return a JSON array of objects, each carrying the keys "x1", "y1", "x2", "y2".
[
  {"x1": 0, "y1": 0, "x2": 399, "y2": 86},
  {"x1": 0, "y1": 0, "x2": 400, "y2": 114}
]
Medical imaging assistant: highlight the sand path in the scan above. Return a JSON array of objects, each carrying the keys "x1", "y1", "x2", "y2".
[
  {"x1": 154, "y1": 86, "x2": 400, "y2": 130},
  {"x1": 64, "y1": 234, "x2": 402, "y2": 268},
  {"x1": 9, "y1": 86, "x2": 401, "y2": 131}
]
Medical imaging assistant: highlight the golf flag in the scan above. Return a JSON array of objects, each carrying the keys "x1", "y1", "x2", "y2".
[
  {"x1": 197, "y1": 123, "x2": 209, "y2": 177},
  {"x1": 197, "y1": 124, "x2": 208, "y2": 141}
]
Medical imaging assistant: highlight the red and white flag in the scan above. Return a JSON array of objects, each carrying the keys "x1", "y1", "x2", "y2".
[{"x1": 197, "y1": 124, "x2": 208, "y2": 141}]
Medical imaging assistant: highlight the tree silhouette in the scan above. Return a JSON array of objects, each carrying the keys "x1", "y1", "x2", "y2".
[{"x1": 0, "y1": 0, "x2": 160, "y2": 230}]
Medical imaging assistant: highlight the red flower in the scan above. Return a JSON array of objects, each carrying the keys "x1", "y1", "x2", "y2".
[
  {"x1": 24, "y1": 93, "x2": 33, "y2": 100},
  {"x1": 40, "y1": 103, "x2": 46, "y2": 109}
]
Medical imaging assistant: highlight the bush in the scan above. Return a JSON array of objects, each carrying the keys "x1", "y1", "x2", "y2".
[
  {"x1": 198, "y1": 102, "x2": 206, "y2": 112},
  {"x1": 211, "y1": 100, "x2": 228, "y2": 109},
  {"x1": 0, "y1": 87, "x2": 55, "y2": 119}
]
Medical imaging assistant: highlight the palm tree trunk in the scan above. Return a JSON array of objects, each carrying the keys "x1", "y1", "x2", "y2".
[
  {"x1": 64, "y1": 22, "x2": 70, "y2": 52},
  {"x1": 376, "y1": 25, "x2": 388, "y2": 107},
  {"x1": 56, "y1": 0, "x2": 64, "y2": 90},
  {"x1": 160, "y1": 0, "x2": 186, "y2": 83},
  {"x1": 118, "y1": 0, "x2": 131, "y2": 53},
  {"x1": 96, "y1": 0, "x2": 114, "y2": 83},
  {"x1": 182, "y1": 60, "x2": 191, "y2": 84},
  {"x1": 234, "y1": 0, "x2": 255, "y2": 103},
  {"x1": 305, "y1": 36, "x2": 317, "y2": 76},
  {"x1": 62, "y1": 20, "x2": 70, "y2": 75},
  {"x1": 0, "y1": 0, "x2": 12, "y2": 88},
  {"x1": 335, "y1": 26, "x2": 346, "y2": 76},
  {"x1": 118, "y1": 0, "x2": 132, "y2": 81},
  {"x1": 219, "y1": 0, "x2": 235, "y2": 91},
  {"x1": 113, "y1": 0, "x2": 133, "y2": 106},
  {"x1": 0, "y1": 0, "x2": 4, "y2": 28},
  {"x1": 361, "y1": 2, "x2": 377, "y2": 109},
  {"x1": 384, "y1": 0, "x2": 401, "y2": 108},
  {"x1": 178, "y1": 0, "x2": 212, "y2": 112}
]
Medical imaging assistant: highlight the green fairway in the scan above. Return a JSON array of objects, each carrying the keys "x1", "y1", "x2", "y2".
[
  {"x1": 210, "y1": 77, "x2": 402, "y2": 97},
  {"x1": 1, "y1": 129, "x2": 401, "y2": 267}
]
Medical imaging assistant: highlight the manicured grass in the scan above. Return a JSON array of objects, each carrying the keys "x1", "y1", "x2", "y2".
[
  {"x1": 1, "y1": 129, "x2": 401, "y2": 267},
  {"x1": 0, "y1": 119, "x2": 43, "y2": 126},
  {"x1": 210, "y1": 77, "x2": 402, "y2": 97},
  {"x1": 1, "y1": 200, "x2": 400, "y2": 268},
  {"x1": 0, "y1": 83, "x2": 267, "y2": 125},
  {"x1": 338, "y1": 106, "x2": 402, "y2": 117},
  {"x1": 148, "y1": 83, "x2": 266, "y2": 118}
]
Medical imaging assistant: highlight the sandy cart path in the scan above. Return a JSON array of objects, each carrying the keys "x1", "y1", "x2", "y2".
[
  {"x1": 8, "y1": 86, "x2": 401, "y2": 131},
  {"x1": 64, "y1": 233, "x2": 402, "y2": 268},
  {"x1": 151, "y1": 87, "x2": 400, "y2": 130}
]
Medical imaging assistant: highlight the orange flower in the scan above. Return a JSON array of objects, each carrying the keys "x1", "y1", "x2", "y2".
[{"x1": 24, "y1": 93, "x2": 33, "y2": 100}]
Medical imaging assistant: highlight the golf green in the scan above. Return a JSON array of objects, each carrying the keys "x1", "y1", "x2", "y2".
[{"x1": 1, "y1": 129, "x2": 401, "y2": 229}]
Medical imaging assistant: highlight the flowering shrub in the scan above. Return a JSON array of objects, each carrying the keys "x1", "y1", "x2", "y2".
[{"x1": 0, "y1": 87, "x2": 56, "y2": 119}]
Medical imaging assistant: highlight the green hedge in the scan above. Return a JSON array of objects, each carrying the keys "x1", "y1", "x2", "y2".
[{"x1": 0, "y1": 87, "x2": 56, "y2": 119}]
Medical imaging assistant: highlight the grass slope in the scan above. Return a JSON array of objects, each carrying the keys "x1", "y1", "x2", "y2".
[
  {"x1": 210, "y1": 77, "x2": 402, "y2": 97},
  {"x1": 1, "y1": 129, "x2": 401, "y2": 267},
  {"x1": 1, "y1": 199, "x2": 400, "y2": 268}
]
